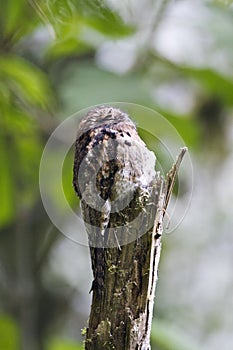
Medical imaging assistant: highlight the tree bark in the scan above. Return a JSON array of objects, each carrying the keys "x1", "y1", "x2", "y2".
[{"x1": 85, "y1": 148, "x2": 187, "y2": 350}]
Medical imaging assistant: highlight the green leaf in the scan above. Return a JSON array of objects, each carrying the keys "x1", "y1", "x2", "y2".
[
  {"x1": 0, "y1": 55, "x2": 53, "y2": 109},
  {"x1": 1, "y1": 0, "x2": 24, "y2": 35},
  {"x1": 76, "y1": 0, "x2": 133, "y2": 37},
  {"x1": 0, "y1": 0, "x2": 38, "y2": 43},
  {"x1": 0, "y1": 315, "x2": 20, "y2": 350},
  {"x1": 39, "y1": 0, "x2": 133, "y2": 41},
  {"x1": 46, "y1": 37, "x2": 91, "y2": 59}
]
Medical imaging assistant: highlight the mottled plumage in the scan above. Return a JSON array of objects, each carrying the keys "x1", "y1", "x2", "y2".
[{"x1": 73, "y1": 106, "x2": 156, "y2": 293}]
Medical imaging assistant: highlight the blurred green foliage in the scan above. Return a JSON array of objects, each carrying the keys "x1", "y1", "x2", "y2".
[
  {"x1": 0, "y1": 315, "x2": 20, "y2": 350},
  {"x1": 151, "y1": 319, "x2": 200, "y2": 350},
  {"x1": 30, "y1": 0, "x2": 133, "y2": 58},
  {"x1": 47, "y1": 338, "x2": 83, "y2": 350},
  {"x1": 0, "y1": 0, "x2": 232, "y2": 349},
  {"x1": 57, "y1": 62, "x2": 152, "y2": 112}
]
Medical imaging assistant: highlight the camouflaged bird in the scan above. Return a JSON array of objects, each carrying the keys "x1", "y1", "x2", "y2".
[{"x1": 73, "y1": 106, "x2": 156, "y2": 294}]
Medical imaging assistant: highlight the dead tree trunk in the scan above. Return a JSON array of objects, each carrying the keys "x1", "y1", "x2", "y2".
[{"x1": 84, "y1": 148, "x2": 187, "y2": 350}]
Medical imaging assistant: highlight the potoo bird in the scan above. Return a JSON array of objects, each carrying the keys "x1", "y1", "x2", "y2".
[{"x1": 73, "y1": 106, "x2": 156, "y2": 294}]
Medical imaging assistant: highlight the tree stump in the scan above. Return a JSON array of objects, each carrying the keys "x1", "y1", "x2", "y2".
[{"x1": 73, "y1": 106, "x2": 186, "y2": 349}]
